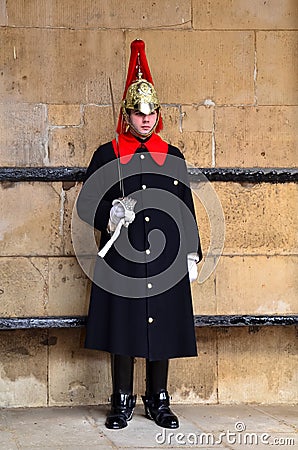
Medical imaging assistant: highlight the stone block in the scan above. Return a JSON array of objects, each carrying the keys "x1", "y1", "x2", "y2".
[
  {"x1": 0, "y1": 330, "x2": 48, "y2": 407},
  {"x1": 48, "y1": 257, "x2": 90, "y2": 316},
  {"x1": 214, "y1": 182, "x2": 298, "y2": 255},
  {"x1": 192, "y1": 180, "x2": 225, "y2": 256},
  {"x1": 216, "y1": 256, "x2": 298, "y2": 315},
  {"x1": 48, "y1": 329, "x2": 110, "y2": 406},
  {"x1": 48, "y1": 105, "x2": 115, "y2": 166},
  {"x1": 159, "y1": 106, "x2": 182, "y2": 152},
  {"x1": 0, "y1": 103, "x2": 48, "y2": 166},
  {"x1": 160, "y1": 106, "x2": 212, "y2": 166},
  {"x1": 193, "y1": 0, "x2": 298, "y2": 30},
  {"x1": 132, "y1": 358, "x2": 146, "y2": 398},
  {"x1": 0, "y1": 182, "x2": 63, "y2": 256},
  {"x1": 169, "y1": 328, "x2": 218, "y2": 403},
  {"x1": 218, "y1": 327, "x2": 298, "y2": 403},
  {"x1": 257, "y1": 32, "x2": 298, "y2": 105},
  {"x1": 215, "y1": 106, "x2": 298, "y2": 167},
  {"x1": 181, "y1": 132, "x2": 212, "y2": 167},
  {"x1": 0, "y1": 28, "x2": 124, "y2": 104},
  {"x1": 62, "y1": 182, "x2": 83, "y2": 256},
  {"x1": 48, "y1": 128, "x2": 87, "y2": 167},
  {"x1": 126, "y1": 31, "x2": 255, "y2": 105},
  {"x1": 6, "y1": 0, "x2": 191, "y2": 29},
  {"x1": 63, "y1": 179, "x2": 102, "y2": 266},
  {"x1": 48, "y1": 104, "x2": 81, "y2": 126},
  {"x1": 0, "y1": 0, "x2": 7, "y2": 25},
  {"x1": 188, "y1": 180, "x2": 224, "y2": 297},
  {"x1": 63, "y1": 179, "x2": 102, "y2": 269},
  {"x1": 0, "y1": 257, "x2": 48, "y2": 317},
  {"x1": 83, "y1": 105, "x2": 115, "y2": 162},
  {"x1": 191, "y1": 269, "x2": 216, "y2": 316},
  {"x1": 182, "y1": 105, "x2": 214, "y2": 132}
]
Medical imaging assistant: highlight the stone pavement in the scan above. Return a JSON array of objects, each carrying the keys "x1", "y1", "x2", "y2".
[{"x1": 0, "y1": 404, "x2": 297, "y2": 449}]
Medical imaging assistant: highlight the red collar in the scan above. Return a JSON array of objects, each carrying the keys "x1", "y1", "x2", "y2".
[{"x1": 112, "y1": 132, "x2": 168, "y2": 165}]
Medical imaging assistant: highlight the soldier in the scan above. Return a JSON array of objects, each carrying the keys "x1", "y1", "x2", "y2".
[{"x1": 77, "y1": 39, "x2": 202, "y2": 430}]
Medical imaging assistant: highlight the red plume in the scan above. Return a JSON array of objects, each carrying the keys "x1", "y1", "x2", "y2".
[{"x1": 116, "y1": 39, "x2": 163, "y2": 135}]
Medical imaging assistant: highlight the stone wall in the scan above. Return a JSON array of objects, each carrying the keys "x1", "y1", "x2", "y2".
[{"x1": 0, "y1": 1, "x2": 297, "y2": 407}]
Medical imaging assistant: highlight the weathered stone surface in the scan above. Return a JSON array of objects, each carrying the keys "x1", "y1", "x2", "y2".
[
  {"x1": 48, "y1": 257, "x2": 90, "y2": 316},
  {"x1": 126, "y1": 31, "x2": 255, "y2": 105},
  {"x1": 216, "y1": 256, "x2": 298, "y2": 315},
  {"x1": 132, "y1": 358, "x2": 146, "y2": 399},
  {"x1": 48, "y1": 329, "x2": 110, "y2": 406},
  {"x1": 257, "y1": 32, "x2": 298, "y2": 105},
  {"x1": 215, "y1": 106, "x2": 298, "y2": 167},
  {"x1": 218, "y1": 327, "x2": 298, "y2": 403},
  {"x1": 191, "y1": 269, "x2": 216, "y2": 316},
  {"x1": 83, "y1": 105, "x2": 115, "y2": 158},
  {"x1": 48, "y1": 104, "x2": 82, "y2": 126},
  {"x1": 214, "y1": 182, "x2": 298, "y2": 255},
  {"x1": 192, "y1": 180, "x2": 225, "y2": 256},
  {"x1": 182, "y1": 105, "x2": 214, "y2": 132},
  {"x1": 169, "y1": 328, "x2": 218, "y2": 403},
  {"x1": 6, "y1": 0, "x2": 191, "y2": 29},
  {"x1": 160, "y1": 106, "x2": 212, "y2": 167},
  {"x1": 48, "y1": 329, "x2": 216, "y2": 405},
  {"x1": 193, "y1": 0, "x2": 298, "y2": 30},
  {"x1": 182, "y1": 132, "x2": 212, "y2": 167},
  {"x1": 0, "y1": 257, "x2": 48, "y2": 317},
  {"x1": 0, "y1": 182, "x2": 63, "y2": 256},
  {"x1": 0, "y1": 0, "x2": 7, "y2": 25},
  {"x1": 62, "y1": 182, "x2": 83, "y2": 256},
  {"x1": 0, "y1": 29, "x2": 124, "y2": 104},
  {"x1": 0, "y1": 103, "x2": 48, "y2": 167},
  {"x1": 0, "y1": 330, "x2": 48, "y2": 407},
  {"x1": 48, "y1": 127, "x2": 87, "y2": 167},
  {"x1": 48, "y1": 105, "x2": 115, "y2": 166}
]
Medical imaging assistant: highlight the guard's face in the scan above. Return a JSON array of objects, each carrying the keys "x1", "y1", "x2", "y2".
[{"x1": 129, "y1": 110, "x2": 158, "y2": 136}]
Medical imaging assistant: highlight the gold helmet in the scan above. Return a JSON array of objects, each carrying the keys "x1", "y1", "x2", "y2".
[
  {"x1": 122, "y1": 78, "x2": 160, "y2": 116},
  {"x1": 117, "y1": 39, "x2": 163, "y2": 135}
]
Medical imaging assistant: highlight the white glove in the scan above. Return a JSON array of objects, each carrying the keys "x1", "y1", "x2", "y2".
[
  {"x1": 108, "y1": 197, "x2": 137, "y2": 232},
  {"x1": 110, "y1": 202, "x2": 125, "y2": 225},
  {"x1": 123, "y1": 208, "x2": 135, "y2": 226},
  {"x1": 187, "y1": 253, "x2": 199, "y2": 282}
]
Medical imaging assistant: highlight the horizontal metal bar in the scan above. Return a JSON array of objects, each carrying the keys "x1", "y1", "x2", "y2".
[
  {"x1": 193, "y1": 315, "x2": 298, "y2": 327},
  {"x1": 0, "y1": 316, "x2": 86, "y2": 330},
  {"x1": 0, "y1": 167, "x2": 297, "y2": 183},
  {"x1": 0, "y1": 315, "x2": 297, "y2": 330},
  {"x1": 188, "y1": 167, "x2": 298, "y2": 183},
  {"x1": 0, "y1": 167, "x2": 86, "y2": 182}
]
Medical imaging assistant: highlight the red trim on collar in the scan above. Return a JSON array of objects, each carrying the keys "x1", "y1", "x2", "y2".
[{"x1": 112, "y1": 132, "x2": 168, "y2": 165}]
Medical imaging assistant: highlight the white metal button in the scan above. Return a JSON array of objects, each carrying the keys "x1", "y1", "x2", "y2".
[
  {"x1": 142, "y1": 184, "x2": 147, "y2": 189},
  {"x1": 174, "y1": 180, "x2": 178, "y2": 185},
  {"x1": 147, "y1": 283, "x2": 153, "y2": 289},
  {"x1": 145, "y1": 216, "x2": 150, "y2": 222},
  {"x1": 145, "y1": 249, "x2": 151, "y2": 255},
  {"x1": 140, "y1": 154, "x2": 145, "y2": 159},
  {"x1": 148, "y1": 317, "x2": 154, "y2": 324}
]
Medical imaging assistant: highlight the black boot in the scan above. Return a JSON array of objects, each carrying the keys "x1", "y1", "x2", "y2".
[
  {"x1": 143, "y1": 359, "x2": 179, "y2": 429},
  {"x1": 105, "y1": 354, "x2": 136, "y2": 430},
  {"x1": 142, "y1": 389, "x2": 179, "y2": 429},
  {"x1": 105, "y1": 393, "x2": 136, "y2": 429}
]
